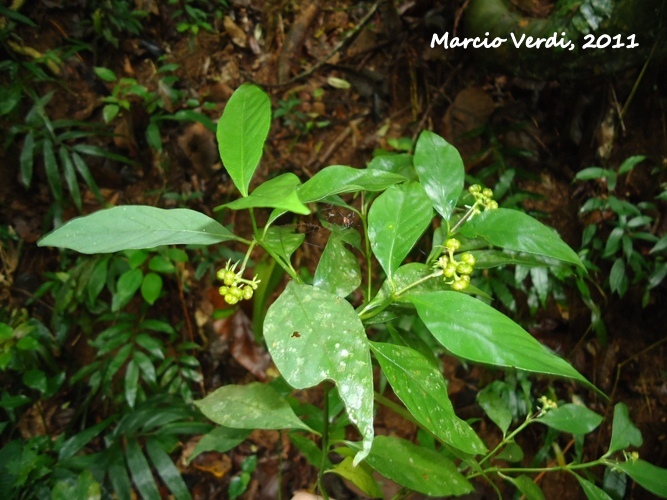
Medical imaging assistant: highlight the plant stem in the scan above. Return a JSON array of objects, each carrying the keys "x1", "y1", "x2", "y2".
[
  {"x1": 479, "y1": 412, "x2": 536, "y2": 467},
  {"x1": 449, "y1": 203, "x2": 479, "y2": 235},
  {"x1": 393, "y1": 270, "x2": 443, "y2": 296},
  {"x1": 318, "y1": 381, "x2": 331, "y2": 500}
]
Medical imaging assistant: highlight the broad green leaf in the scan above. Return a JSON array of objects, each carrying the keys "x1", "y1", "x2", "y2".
[
  {"x1": 44, "y1": 139, "x2": 63, "y2": 203},
  {"x1": 297, "y1": 165, "x2": 406, "y2": 203},
  {"x1": 573, "y1": 474, "x2": 613, "y2": 500},
  {"x1": 146, "y1": 437, "x2": 191, "y2": 500},
  {"x1": 618, "y1": 155, "x2": 646, "y2": 175},
  {"x1": 38, "y1": 206, "x2": 240, "y2": 254},
  {"x1": 125, "y1": 438, "x2": 161, "y2": 500},
  {"x1": 108, "y1": 444, "x2": 132, "y2": 500},
  {"x1": 609, "y1": 258, "x2": 628, "y2": 296},
  {"x1": 23, "y1": 369, "x2": 47, "y2": 393},
  {"x1": 103, "y1": 104, "x2": 120, "y2": 123},
  {"x1": 328, "y1": 457, "x2": 382, "y2": 498},
  {"x1": 141, "y1": 272, "x2": 163, "y2": 305},
  {"x1": 59, "y1": 145, "x2": 82, "y2": 210},
  {"x1": 371, "y1": 342, "x2": 486, "y2": 454},
  {"x1": 94, "y1": 66, "x2": 117, "y2": 82},
  {"x1": 613, "y1": 459, "x2": 667, "y2": 497},
  {"x1": 607, "y1": 403, "x2": 642, "y2": 455},
  {"x1": 189, "y1": 427, "x2": 250, "y2": 463},
  {"x1": 470, "y1": 249, "x2": 562, "y2": 269},
  {"x1": 363, "y1": 436, "x2": 473, "y2": 496},
  {"x1": 145, "y1": 123, "x2": 162, "y2": 152},
  {"x1": 263, "y1": 282, "x2": 373, "y2": 465},
  {"x1": 477, "y1": 386, "x2": 512, "y2": 435},
  {"x1": 112, "y1": 268, "x2": 143, "y2": 312},
  {"x1": 368, "y1": 182, "x2": 433, "y2": 282},
  {"x1": 496, "y1": 441, "x2": 524, "y2": 462},
  {"x1": 219, "y1": 173, "x2": 309, "y2": 215},
  {"x1": 133, "y1": 351, "x2": 156, "y2": 385},
  {"x1": 314, "y1": 234, "x2": 361, "y2": 297},
  {"x1": 413, "y1": 130, "x2": 464, "y2": 220},
  {"x1": 148, "y1": 255, "x2": 175, "y2": 273},
  {"x1": 262, "y1": 226, "x2": 305, "y2": 263},
  {"x1": 217, "y1": 83, "x2": 271, "y2": 197},
  {"x1": 459, "y1": 209, "x2": 584, "y2": 270},
  {"x1": 504, "y1": 474, "x2": 545, "y2": 500},
  {"x1": 195, "y1": 382, "x2": 315, "y2": 433},
  {"x1": 538, "y1": 404, "x2": 603, "y2": 434},
  {"x1": 20, "y1": 132, "x2": 35, "y2": 187},
  {"x1": 367, "y1": 153, "x2": 414, "y2": 177},
  {"x1": 124, "y1": 359, "x2": 140, "y2": 408},
  {"x1": 410, "y1": 292, "x2": 595, "y2": 390}
]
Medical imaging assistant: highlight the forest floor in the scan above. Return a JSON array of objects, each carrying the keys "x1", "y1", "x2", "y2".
[{"x1": 1, "y1": 1, "x2": 666, "y2": 498}]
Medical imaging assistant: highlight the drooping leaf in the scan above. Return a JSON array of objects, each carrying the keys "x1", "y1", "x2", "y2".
[
  {"x1": 125, "y1": 438, "x2": 161, "y2": 500},
  {"x1": 107, "y1": 444, "x2": 132, "y2": 500},
  {"x1": 189, "y1": 427, "x2": 251, "y2": 463},
  {"x1": 413, "y1": 130, "x2": 465, "y2": 221},
  {"x1": 38, "y1": 206, "x2": 241, "y2": 254},
  {"x1": 368, "y1": 182, "x2": 433, "y2": 283},
  {"x1": 218, "y1": 173, "x2": 309, "y2": 215},
  {"x1": 477, "y1": 386, "x2": 512, "y2": 435},
  {"x1": 538, "y1": 404, "x2": 603, "y2": 434},
  {"x1": 195, "y1": 382, "x2": 315, "y2": 433},
  {"x1": 504, "y1": 474, "x2": 545, "y2": 500},
  {"x1": 263, "y1": 282, "x2": 373, "y2": 465},
  {"x1": 297, "y1": 165, "x2": 406, "y2": 203},
  {"x1": 613, "y1": 459, "x2": 667, "y2": 498},
  {"x1": 124, "y1": 358, "x2": 140, "y2": 408},
  {"x1": 607, "y1": 403, "x2": 642, "y2": 455},
  {"x1": 328, "y1": 457, "x2": 382, "y2": 498},
  {"x1": 469, "y1": 249, "x2": 563, "y2": 269},
  {"x1": 410, "y1": 292, "x2": 596, "y2": 391},
  {"x1": 314, "y1": 234, "x2": 361, "y2": 298},
  {"x1": 59, "y1": 145, "x2": 82, "y2": 211},
  {"x1": 459, "y1": 209, "x2": 584, "y2": 270},
  {"x1": 371, "y1": 342, "x2": 486, "y2": 454},
  {"x1": 71, "y1": 151, "x2": 103, "y2": 202},
  {"x1": 58, "y1": 418, "x2": 113, "y2": 461},
  {"x1": 216, "y1": 83, "x2": 271, "y2": 197},
  {"x1": 261, "y1": 226, "x2": 305, "y2": 264},
  {"x1": 145, "y1": 437, "x2": 191, "y2": 500},
  {"x1": 362, "y1": 436, "x2": 474, "y2": 496},
  {"x1": 573, "y1": 474, "x2": 613, "y2": 500}
]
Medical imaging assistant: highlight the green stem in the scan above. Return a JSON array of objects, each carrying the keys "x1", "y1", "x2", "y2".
[
  {"x1": 360, "y1": 193, "x2": 373, "y2": 301},
  {"x1": 467, "y1": 459, "x2": 606, "y2": 479},
  {"x1": 318, "y1": 381, "x2": 331, "y2": 500},
  {"x1": 258, "y1": 242, "x2": 302, "y2": 283},
  {"x1": 249, "y1": 208, "x2": 259, "y2": 235},
  {"x1": 449, "y1": 203, "x2": 480, "y2": 235},
  {"x1": 479, "y1": 412, "x2": 536, "y2": 467},
  {"x1": 393, "y1": 270, "x2": 443, "y2": 296},
  {"x1": 238, "y1": 239, "x2": 257, "y2": 275}
]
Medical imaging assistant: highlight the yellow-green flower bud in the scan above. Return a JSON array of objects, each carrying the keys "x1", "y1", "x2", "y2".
[
  {"x1": 456, "y1": 263, "x2": 473, "y2": 275},
  {"x1": 482, "y1": 188, "x2": 493, "y2": 198},
  {"x1": 444, "y1": 263, "x2": 457, "y2": 278},
  {"x1": 225, "y1": 293, "x2": 237, "y2": 304},
  {"x1": 445, "y1": 238, "x2": 461, "y2": 251},
  {"x1": 460, "y1": 274, "x2": 471, "y2": 284},
  {"x1": 487, "y1": 200, "x2": 499, "y2": 210},
  {"x1": 460, "y1": 252, "x2": 476, "y2": 265},
  {"x1": 242, "y1": 286, "x2": 254, "y2": 300},
  {"x1": 219, "y1": 285, "x2": 229, "y2": 295},
  {"x1": 469, "y1": 184, "x2": 482, "y2": 194},
  {"x1": 452, "y1": 280, "x2": 469, "y2": 291}
]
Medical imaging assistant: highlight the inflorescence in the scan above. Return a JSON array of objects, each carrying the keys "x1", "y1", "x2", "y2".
[{"x1": 216, "y1": 260, "x2": 261, "y2": 305}]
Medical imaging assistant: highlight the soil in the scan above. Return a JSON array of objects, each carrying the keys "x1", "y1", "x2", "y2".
[{"x1": 1, "y1": 1, "x2": 666, "y2": 499}]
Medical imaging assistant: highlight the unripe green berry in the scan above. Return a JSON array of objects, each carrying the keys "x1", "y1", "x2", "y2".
[
  {"x1": 482, "y1": 188, "x2": 493, "y2": 198},
  {"x1": 223, "y1": 270, "x2": 236, "y2": 286},
  {"x1": 487, "y1": 200, "x2": 499, "y2": 210},
  {"x1": 225, "y1": 293, "x2": 236, "y2": 304},
  {"x1": 231, "y1": 286, "x2": 243, "y2": 299},
  {"x1": 469, "y1": 184, "x2": 482, "y2": 194},
  {"x1": 443, "y1": 264, "x2": 457, "y2": 278},
  {"x1": 460, "y1": 274, "x2": 471, "y2": 284},
  {"x1": 216, "y1": 269, "x2": 225, "y2": 281},
  {"x1": 452, "y1": 280, "x2": 468, "y2": 291},
  {"x1": 219, "y1": 285, "x2": 229, "y2": 295},
  {"x1": 460, "y1": 252, "x2": 476, "y2": 265},
  {"x1": 445, "y1": 238, "x2": 460, "y2": 251},
  {"x1": 456, "y1": 263, "x2": 473, "y2": 275},
  {"x1": 242, "y1": 286, "x2": 254, "y2": 300}
]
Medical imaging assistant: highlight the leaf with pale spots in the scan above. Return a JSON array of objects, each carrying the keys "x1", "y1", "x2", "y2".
[
  {"x1": 195, "y1": 382, "x2": 315, "y2": 433},
  {"x1": 371, "y1": 342, "x2": 486, "y2": 455},
  {"x1": 362, "y1": 436, "x2": 474, "y2": 496},
  {"x1": 263, "y1": 282, "x2": 373, "y2": 465},
  {"x1": 314, "y1": 234, "x2": 361, "y2": 298}
]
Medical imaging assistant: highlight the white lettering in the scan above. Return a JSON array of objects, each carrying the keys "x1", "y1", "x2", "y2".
[
  {"x1": 511, "y1": 33, "x2": 526, "y2": 48},
  {"x1": 431, "y1": 33, "x2": 449, "y2": 48}
]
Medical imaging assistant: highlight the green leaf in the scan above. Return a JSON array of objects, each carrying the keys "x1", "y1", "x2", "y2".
[
  {"x1": 71, "y1": 151, "x2": 103, "y2": 202},
  {"x1": 368, "y1": 182, "x2": 433, "y2": 282},
  {"x1": 609, "y1": 258, "x2": 628, "y2": 296},
  {"x1": 573, "y1": 474, "x2": 613, "y2": 500},
  {"x1": 607, "y1": 403, "x2": 642, "y2": 455},
  {"x1": 217, "y1": 83, "x2": 271, "y2": 197},
  {"x1": 59, "y1": 145, "x2": 82, "y2": 211},
  {"x1": 470, "y1": 249, "x2": 562, "y2": 269},
  {"x1": 262, "y1": 226, "x2": 305, "y2": 263},
  {"x1": 108, "y1": 444, "x2": 132, "y2": 500},
  {"x1": 219, "y1": 173, "x2": 309, "y2": 215},
  {"x1": 103, "y1": 104, "x2": 120, "y2": 123},
  {"x1": 112, "y1": 268, "x2": 143, "y2": 311},
  {"x1": 148, "y1": 255, "x2": 175, "y2": 273},
  {"x1": 618, "y1": 155, "x2": 646, "y2": 175},
  {"x1": 538, "y1": 404, "x2": 603, "y2": 434},
  {"x1": 20, "y1": 132, "x2": 35, "y2": 187},
  {"x1": 328, "y1": 457, "x2": 382, "y2": 498},
  {"x1": 195, "y1": 382, "x2": 315, "y2": 433},
  {"x1": 477, "y1": 386, "x2": 512, "y2": 435},
  {"x1": 124, "y1": 359, "x2": 140, "y2": 408},
  {"x1": 297, "y1": 165, "x2": 406, "y2": 203},
  {"x1": 43, "y1": 140, "x2": 63, "y2": 203},
  {"x1": 371, "y1": 342, "x2": 486, "y2": 455},
  {"x1": 189, "y1": 427, "x2": 250, "y2": 463},
  {"x1": 504, "y1": 474, "x2": 545, "y2": 500},
  {"x1": 314, "y1": 234, "x2": 361, "y2": 297},
  {"x1": 363, "y1": 436, "x2": 473, "y2": 496},
  {"x1": 146, "y1": 437, "x2": 191, "y2": 500},
  {"x1": 133, "y1": 351, "x2": 156, "y2": 385},
  {"x1": 413, "y1": 130, "x2": 464, "y2": 220},
  {"x1": 613, "y1": 459, "x2": 667, "y2": 498},
  {"x1": 145, "y1": 123, "x2": 162, "y2": 152},
  {"x1": 263, "y1": 282, "x2": 373, "y2": 465},
  {"x1": 141, "y1": 273, "x2": 163, "y2": 305},
  {"x1": 125, "y1": 438, "x2": 160, "y2": 500},
  {"x1": 459, "y1": 209, "x2": 584, "y2": 270},
  {"x1": 94, "y1": 66, "x2": 117, "y2": 82},
  {"x1": 410, "y1": 292, "x2": 596, "y2": 390},
  {"x1": 22, "y1": 369, "x2": 47, "y2": 393},
  {"x1": 38, "y1": 206, "x2": 241, "y2": 254}
]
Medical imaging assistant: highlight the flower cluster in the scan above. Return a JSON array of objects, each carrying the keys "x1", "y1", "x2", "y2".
[
  {"x1": 216, "y1": 260, "x2": 261, "y2": 305},
  {"x1": 538, "y1": 395, "x2": 558, "y2": 412},
  {"x1": 468, "y1": 184, "x2": 498, "y2": 216},
  {"x1": 433, "y1": 238, "x2": 476, "y2": 291}
]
